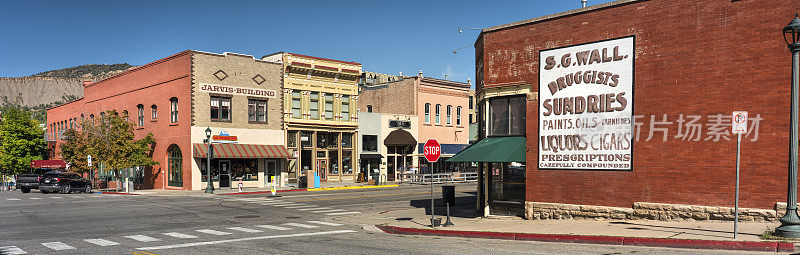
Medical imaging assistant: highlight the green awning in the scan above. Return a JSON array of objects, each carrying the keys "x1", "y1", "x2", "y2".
[{"x1": 447, "y1": 136, "x2": 526, "y2": 163}]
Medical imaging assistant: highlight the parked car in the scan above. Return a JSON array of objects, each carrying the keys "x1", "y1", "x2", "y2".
[
  {"x1": 39, "y1": 172, "x2": 92, "y2": 194},
  {"x1": 16, "y1": 168, "x2": 53, "y2": 193}
]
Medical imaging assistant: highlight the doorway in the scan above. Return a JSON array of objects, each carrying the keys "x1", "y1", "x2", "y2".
[
  {"x1": 219, "y1": 160, "x2": 231, "y2": 188},
  {"x1": 317, "y1": 159, "x2": 328, "y2": 181},
  {"x1": 265, "y1": 160, "x2": 278, "y2": 186}
]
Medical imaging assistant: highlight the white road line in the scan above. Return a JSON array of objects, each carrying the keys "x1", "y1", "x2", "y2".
[
  {"x1": 252, "y1": 200, "x2": 291, "y2": 204},
  {"x1": 325, "y1": 211, "x2": 362, "y2": 216},
  {"x1": 137, "y1": 230, "x2": 356, "y2": 251},
  {"x1": 284, "y1": 205, "x2": 318, "y2": 209},
  {"x1": 50, "y1": 197, "x2": 63, "y2": 199},
  {"x1": 29, "y1": 198, "x2": 41, "y2": 200},
  {"x1": 89, "y1": 195, "x2": 103, "y2": 197},
  {"x1": 256, "y1": 225, "x2": 291, "y2": 230},
  {"x1": 41, "y1": 242, "x2": 75, "y2": 250},
  {"x1": 309, "y1": 209, "x2": 346, "y2": 213},
  {"x1": 270, "y1": 203, "x2": 301, "y2": 207},
  {"x1": 282, "y1": 223, "x2": 317, "y2": 228},
  {"x1": 84, "y1": 238, "x2": 119, "y2": 246},
  {"x1": 196, "y1": 229, "x2": 231, "y2": 235},
  {"x1": 298, "y1": 207, "x2": 331, "y2": 211},
  {"x1": 0, "y1": 246, "x2": 27, "y2": 254},
  {"x1": 307, "y1": 220, "x2": 342, "y2": 226},
  {"x1": 228, "y1": 227, "x2": 262, "y2": 233},
  {"x1": 7, "y1": 198, "x2": 20, "y2": 201},
  {"x1": 125, "y1": 235, "x2": 161, "y2": 242},
  {"x1": 163, "y1": 232, "x2": 197, "y2": 239}
]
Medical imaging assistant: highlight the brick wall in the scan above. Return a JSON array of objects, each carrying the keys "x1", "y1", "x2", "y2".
[
  {"x1": 358, "y1": 78, "x2": 416, "y2": 115},
  {"x1": 479, "y1": 0, "x2": 800, "y2": 209}
]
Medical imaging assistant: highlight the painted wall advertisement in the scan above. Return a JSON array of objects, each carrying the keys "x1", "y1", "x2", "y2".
[{"x1": 538, "y1": 36, "x2": 634, "y2": 170}]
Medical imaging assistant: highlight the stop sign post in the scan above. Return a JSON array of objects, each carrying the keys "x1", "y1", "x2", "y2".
[{"x1": 423, "y1": 139, "x2": 442, "y2": 227}]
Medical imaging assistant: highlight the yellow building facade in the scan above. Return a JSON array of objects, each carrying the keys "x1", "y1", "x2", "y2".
[{"x1": 263, "y1": 53, "x2": 361, "y2": 182}]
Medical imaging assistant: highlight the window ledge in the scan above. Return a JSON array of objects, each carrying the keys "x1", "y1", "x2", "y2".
[
  {"x1": 169, "y1": 123, "x2": 179, "y2": 126},
  {"x1": 248, "y1": 121, "x2": 268, "y2": 124},
  {"x1": 211, "y1": 119, "x2": 232, "y2": 123},
  {"x1": 150, "y1": 119, "x2": 157, "y2": 122},
  {"x1": 136, "y1": 127, "x2": 144, "y2": 130}
]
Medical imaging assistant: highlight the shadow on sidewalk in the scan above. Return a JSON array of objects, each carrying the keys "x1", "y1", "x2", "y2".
[
  {"x1": 609, "y1": 221, "x2": 761, "y2": 239},
  {"x1": 409, "y1": 195, "x2": 479, "y2": 218}
]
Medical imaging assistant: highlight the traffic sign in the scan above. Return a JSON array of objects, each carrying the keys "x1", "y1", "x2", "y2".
[
  {"x1": 732, "y1": 111, "x2": 748, "y2": 134},
  {"x1": 87, "y1": 155, "x2": 92, "y2": 167},
  {"x1": 423, "y1": 139, "x2": 441, "y2": 163}
]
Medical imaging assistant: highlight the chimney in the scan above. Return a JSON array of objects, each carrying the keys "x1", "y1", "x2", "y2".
[
  {"x1": 468, "y1": 78, "x2": 471, "y2": 85},
  {"x1": 581, "y1": 0, "x2": 587, "y2": 8},
  {"x1": 82, "y1": 80, "x2": 92, "y2": 86},
  {"x1": 418, "y1": 70, "x2": 423, "y2": 78},
  {"x1": 444, "y1": 74, "x2": 448, "y2": 80}
]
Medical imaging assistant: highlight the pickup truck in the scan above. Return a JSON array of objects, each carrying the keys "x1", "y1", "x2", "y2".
[{"x1": 16, "y1": 168, "x2": 55, "y2": 193}]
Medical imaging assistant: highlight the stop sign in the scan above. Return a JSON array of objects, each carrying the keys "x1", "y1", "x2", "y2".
[{"x1": 423, "y1": 139, "x2": 441, "y2": 162}]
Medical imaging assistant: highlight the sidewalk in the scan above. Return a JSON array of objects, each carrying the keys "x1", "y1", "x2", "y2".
[
  {"x1": 337, "y1": 200, "x2": 796, "y2": 253},
  {"x1": 126, "y1": 181, "x2": 399, "y2": 196}
]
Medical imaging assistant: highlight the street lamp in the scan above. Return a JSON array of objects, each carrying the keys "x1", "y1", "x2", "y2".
[
  {"x1": 204, "y1": 127, "x2": 214, "y2": 194},
  {"x1": 777, "y1": 14, "x2": 800, "y2": 238}
]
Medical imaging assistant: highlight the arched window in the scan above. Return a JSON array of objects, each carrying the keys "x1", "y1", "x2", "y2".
[
  {"x1": 435, "y1": 104, "x2": 441, "y2": 125},
  {"x1": 456, "y1": 106, "x2": 462, "y2": 126},
  {"x1": 137, "y1": 104, "x2": 144, "y2": 126},
  {"x1": 151, "y1": 105, "x2": 157, "y2": 120},
  {"x1": 170, "y1": 97, "x2": 178, "y2": 123},
  {"x1": 424, "y1": 103, "x2": 430, "y2": 124},
  {"x1": 167, "y1": 145, "x2": 183, "y2": 187},
  {"x1": 446, "y1": 105, "x2": 452, "y2": 125}
]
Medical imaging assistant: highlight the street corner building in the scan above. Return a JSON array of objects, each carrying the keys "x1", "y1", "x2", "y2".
[
  {"x1": 461, "y1": 0, "x2": 800, "y2": 220},
  {"x1": 47, "y1": 50, "x2": 290, "y2": 190}
]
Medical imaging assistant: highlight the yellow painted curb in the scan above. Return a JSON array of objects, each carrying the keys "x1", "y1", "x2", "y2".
[{"x1": 307, "y1": 184, "x2": 399, "y2": 191}]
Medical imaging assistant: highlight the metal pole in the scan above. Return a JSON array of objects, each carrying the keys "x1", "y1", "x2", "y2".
[
  {"x1": 430, "y1": 161, "x2": 435, "y2": 227},
  {"x1": 778, "y1": 46, "x2": 800, "y2": 238},
  {"x1": 734, "y1": 133, "x2": 741, "y2": 239},
  {"x1": 205, "y1": 140, "x2": 214, "y2": 193}
]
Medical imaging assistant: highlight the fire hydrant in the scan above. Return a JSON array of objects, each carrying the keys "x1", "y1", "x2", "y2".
[{"x1": 237, "y1": 178, "x2": 243, "y2": 192}]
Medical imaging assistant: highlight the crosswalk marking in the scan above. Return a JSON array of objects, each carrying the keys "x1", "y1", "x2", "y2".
[
  {"x1": 298, "y1": 207, "x2": 331, "y2": 211},
  {"x1": 284, "y1": 205, "x2": 318, "y2": 209},
  {"x1": 309, "y1": 209, "x2": 345, "y2": 213},
  {"x1": 84, "y1": 238, "x2": 119, "y2": 246},
  {"x1": 253, "y1": 200, "x2": 292, "y2": 204},
  {"x1": 283, "y1": 223, "x2": 318, "y2": 228},
  {"x1": 29, "y1": 198, "x2": 41, "y2": 200},
  {"x1": 307, "y1": 220, "x2": 342, "y2": 226},
  {"x1": 228, "y1": 227, "x2": 262, "y2": 233},
  {"x1": 136, "y1": 230, "x2": 357, "y2": 251},
  {"x1": 125, "y1": 235, "x2": 161, "y2": 242},
  {"x1": 163, "y1": 232, "x2": 198, "y2": 239},
  {"x1": 326, "y1": 211, "x2": 362, "y2": 215},
  {"x1": 257, "y1": 224, "x2": 291, "y2": 230},
  {"x1": 270, "y1": 203, "x2": 301, "y2": 207},
  {"x1": 196, "y1": 229, "x2": 232, "y2": 235},
  {"x1": 0, "y1": 246, "x2": 27, "y2": 254},
  {"x1": 50, "y1": 197, "x2": 63, "y2": 199},
  {"x1": 7, "y1": 198, "x2": 20, "y2": 201},
  {"x1": 41, "y1": 242, "x2": 75, "y2": 250}
]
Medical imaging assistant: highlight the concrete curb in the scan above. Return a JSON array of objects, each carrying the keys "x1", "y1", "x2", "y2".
[
  {"x1": 216, "y1": 189, "x2": 307, "y2": 196},
  {"x1": 307, "y1": 184, "x2": 399, "y2": 191},
  {"x1": 374, "y1": 225, "x2": 795, "y2": 252},
  {"x1": 98, "y1": 191, "x2": 139, "y2": 195}
]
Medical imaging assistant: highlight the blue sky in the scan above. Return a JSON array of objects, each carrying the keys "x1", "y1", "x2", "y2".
[{"x1": 0, "y1": 0, "x2": 615, "y2": 84}]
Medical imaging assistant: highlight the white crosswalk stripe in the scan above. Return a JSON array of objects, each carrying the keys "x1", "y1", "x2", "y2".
[
  {"x1": 0, "y1": 246, "x2": 27, "y2": 254},
  {"x1": 125, "y1": 235, "x2": 161, "y2": 242},
  {"x1": 228, "y1": 227, "x2": 262, "y2": 233},
  {"x1": 257, "y1": 224, "x2": 292, "y2": 230},
  {"x1": 252, "y1": 200, "x2": 291, "y2": 204},
  {"x1": 284, "y1": 205, "x2": 318, "y2": 209},
  {"x1": 307, "y1": 220, "x2": 343, "y2": 226},
  {"x1": 163, "y1": 232, "x2": 198, "y2": 239},
  {"x1": 7, "y1": 198, "x2": 20, "y2": 200},
  {"x1": 50, "y1": 197, "x2": 63, "y2": 199},
  {"x1": 84, "y1": 238, "x2": 119, "y2": 246},
  {"x1": 309, "y1": 209, "x2": 345, "y2": 213},
  {"x1": 283, "y1": 223, "x2": 318, "y2": 228},
  {"x1": 41, "y1": 242, "x2": 75, "y2": 250},
  {"x1": 298, "y1": 207, "x2": 331, "y2": 211},
  {"x1": 29, "y1": 198, "x2": 41, "y2": 200},
  {"x1": 196, "y1": 229, "x2": 232, "y2": 235},
  {"x1": 270, "y1": 203, "x2": 300, "y2": 207},
  {"x1": 326, "y1": 211, "x2": 362, "y2": 215}
]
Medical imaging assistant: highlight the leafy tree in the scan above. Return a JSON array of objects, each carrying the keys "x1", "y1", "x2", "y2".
[
  {"x1": 0, "y1": 107, "x2": 46, "y2": 176},
  {"x1": 60, "y1": 110, "x2": 157, "y2": 188}
]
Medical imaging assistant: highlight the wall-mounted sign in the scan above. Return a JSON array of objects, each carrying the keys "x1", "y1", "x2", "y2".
[
  {"x1": 199, "y1": 84, "x2": 276, "y2": 98},
  {"x1": 212, "y1": 130, "x2": 238, "y2": 144},
  {"x1": 538, "y1": 36, "x2": 635, "y2": 170}
]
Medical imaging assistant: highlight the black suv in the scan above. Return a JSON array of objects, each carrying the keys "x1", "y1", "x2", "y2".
[{"x1": 39, "y1": 172, "x2": 92, "y2": 194}]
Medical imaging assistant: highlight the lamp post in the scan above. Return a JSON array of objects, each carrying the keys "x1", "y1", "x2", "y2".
[
  {"x1": 204, "y1": 127, "x2": 215, "y2": 194},
  {"x1": 777, "y1": 14, "x2": 800, "y2": 238}
]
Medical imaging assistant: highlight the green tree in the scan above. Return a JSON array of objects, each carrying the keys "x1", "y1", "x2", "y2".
[
  {"x1": 60, "y1": 110, "x2": 157, "y2": 188},
  {"x1": 0, "y1": 107, "x2": 46, "y2": 176}
]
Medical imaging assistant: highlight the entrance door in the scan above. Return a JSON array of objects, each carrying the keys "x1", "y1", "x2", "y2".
[
  {"x1": 317, "y1": 159, "x2": 327, "y2": 181},
  {"x1": 387, "y1": 156, "x2": 395, "y2": 181},
  {"x1": 265, "y1": 160, "x2": 278, "y2": 186},
  {"x1": 219, "y1": 160, "x2": 231, "y2": 188}
]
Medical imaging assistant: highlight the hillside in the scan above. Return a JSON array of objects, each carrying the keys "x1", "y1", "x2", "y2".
[{"x1": 0, "y1": 64, "x2": 135, "y2": 107}]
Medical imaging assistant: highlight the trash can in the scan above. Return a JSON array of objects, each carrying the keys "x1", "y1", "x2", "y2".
[
  {"x1": 372, "y1": 173, "x2": 381, "y2": 185},
  {"x1": 441, "y1": 185, "x2": 455, "y2": 206},
  {"x1": 299, "y1": 176, "x2": 308, "y2": 188}
]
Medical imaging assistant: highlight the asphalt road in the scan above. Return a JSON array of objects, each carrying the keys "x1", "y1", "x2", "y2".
[{"x1": 0, "y1": 185, "x2": 789, "y2": 255}]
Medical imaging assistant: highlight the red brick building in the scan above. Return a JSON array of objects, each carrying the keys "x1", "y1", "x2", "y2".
[{"x1": 469, "y1": 0, "x2": 800, "y2": 220}]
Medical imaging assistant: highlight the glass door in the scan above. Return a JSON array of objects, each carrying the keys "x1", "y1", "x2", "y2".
[{"x1": 219, "y1": 160, "x2": 231, "y2": 188}]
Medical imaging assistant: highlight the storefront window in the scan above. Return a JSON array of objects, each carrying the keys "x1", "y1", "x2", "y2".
[
  {"x1": 342, "y1": 150, "x2": 352, "y2": 175},
  {"x1": 327, "y1": 133, "x2": 338, "y2": 149},
  {"x1": 287, "y1": 131, "x2": 298, "y2": 148},
  {"x1": 301, "y1": 131, "x2": 313, "y2": 148},
  {"x1": 231, "y1": 159, "x2": 258, "y2": 181},
  {"x1": 317, "y1": 132, "x2": 327, "y2": 148},
  {"x1": 489, "y1": 162, "x2": 525, "y2": 202},
  {"x1": 341, "y1": 133, "x2": 352, "y2": 148},
  {"x1": 167, "y1": 145, "x2": 183, "y2": 187},
  {"x1": 328, "y1": 150, "x2": 339, "y2": 175}
]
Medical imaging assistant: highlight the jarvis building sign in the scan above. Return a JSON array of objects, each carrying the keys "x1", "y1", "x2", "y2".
[{"x1": 538, "y1": 36, "x2": 634, "y2": 170}]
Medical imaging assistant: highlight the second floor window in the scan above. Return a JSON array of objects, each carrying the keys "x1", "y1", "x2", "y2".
[
  {"x1": 151, "y1": 105, "x2": 157, "y2": 120},
  {"x1": 248, "y1": 99, "x2": 268, "y2": 123},
  {"x1": 324, "y1": 94, "x2": 334, "y2": 119},
  {"x1": 489, "y1": 95, "x2": 526, "y2": 136},
  {"x1": 457, "y1": 106, "x2": 462, "y2": 126},
  {"x1": 424, "y1": 103, "x2": 430, "y2": 124},
  {"x1": 137, "y1": 104, "x2": 144, "y2": 126},
  {"x1": 341, "y1": 95, "x2": 350, "y2": 121},
  {"x1": 292, "y1": 91, "x2": 302, "y2": 119},
  {"x1": 435, "y1": 104, "x2": 441, "y2": 124},
  {"x1": 210, "y1": 96, "x2": 231, "y2": 121},
  {"x1": 309, "y1": 92, "x2": 320, "y2": 119},
  {"x1": 362, "y1": 135, "x2": 377, "y2": 152},
  {"x1": 446, "y1": 105, "x2": 452, "y2": 125},
  {"x1": 170, "y1": 98, "x2": 178, "y2": 123}
]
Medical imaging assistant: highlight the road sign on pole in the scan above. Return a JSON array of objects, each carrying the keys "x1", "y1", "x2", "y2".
[
  {"x1": 731, "y1": 111, "x2": 748, "y2": 239},
  {"x1": 87, "y1": 155, "x2": 92, "y2": 167},
  {"x1": 424, "y1": 139, "x2": 441, "y2": 227}
]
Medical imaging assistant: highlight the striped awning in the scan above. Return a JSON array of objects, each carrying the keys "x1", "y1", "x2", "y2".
[{"x1": 192, "y1": 143, "x2": 291, "y2": 159}]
